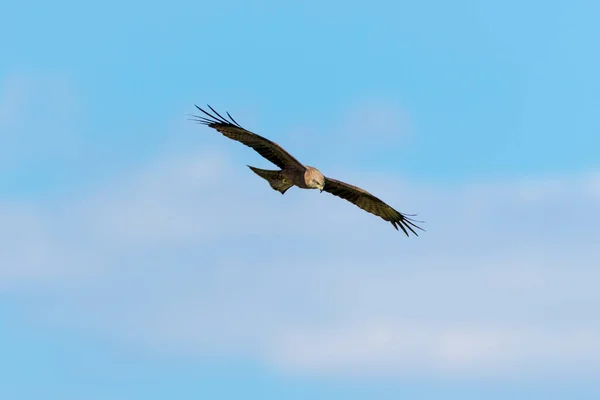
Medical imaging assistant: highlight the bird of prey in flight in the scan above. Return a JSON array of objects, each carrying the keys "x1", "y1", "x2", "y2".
[{"x1": 191, "y1": 105, "x2": 424, "y2": 236}]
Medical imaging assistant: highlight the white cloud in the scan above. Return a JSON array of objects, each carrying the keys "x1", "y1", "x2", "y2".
[
  {"x1": 0, "y1": 202, "x2": 56, "y2": 283},
  {"x1": 270, "y1": 324, "x2": 600, "y2": 379},
  {"x1": 1, "y1": 114, "x2": 599, "y2": 380}
]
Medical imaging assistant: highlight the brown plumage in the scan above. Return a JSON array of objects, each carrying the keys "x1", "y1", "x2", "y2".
[{"x1": 191, "y1": 105, "x2": 424, "y2": 236}]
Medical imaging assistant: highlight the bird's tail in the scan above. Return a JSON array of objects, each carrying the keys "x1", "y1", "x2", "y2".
[{"x1": 247, "y1": 166, "x2": 293, "y2": 195}]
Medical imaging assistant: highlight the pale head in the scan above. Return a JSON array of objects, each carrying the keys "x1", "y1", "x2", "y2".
[{"x1": 304, "y1": 166, "x2": 325, "y2": 192}]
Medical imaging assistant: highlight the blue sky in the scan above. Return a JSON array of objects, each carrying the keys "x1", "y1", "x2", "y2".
[{"x1": 1, "y1": 0, "x2": 600, "y2": 399}]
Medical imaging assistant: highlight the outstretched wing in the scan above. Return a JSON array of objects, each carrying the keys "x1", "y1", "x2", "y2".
[
  {"x1": 323, "y1": 177, "x2": 424, "y2": 236},
  {"x1": 191, "y1": 105, "x2": 305, "y2": 170}
]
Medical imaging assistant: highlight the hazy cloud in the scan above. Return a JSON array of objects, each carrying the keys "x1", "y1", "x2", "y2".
[{"x1": 2, "y1": 145, "x2": 599, "y2": 380}]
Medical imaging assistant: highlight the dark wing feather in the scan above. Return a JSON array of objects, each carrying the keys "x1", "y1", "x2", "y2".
[
  {"x1": 191, "y1": 105, "x2": 305, "y2": 170},
  {"x1": 323, "y1": 177, "x2": 424, "y2": 236}
]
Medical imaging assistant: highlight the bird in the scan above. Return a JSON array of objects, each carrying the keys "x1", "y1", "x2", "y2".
[{"x1": 191, "y1": 105, "x2": 424, "y2": 236}]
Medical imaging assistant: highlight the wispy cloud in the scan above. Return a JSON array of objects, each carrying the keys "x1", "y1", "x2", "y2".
[
  {"x1": 2, "y1": 140, "x2": 599, "y2": 380},
  {"x1": 271, "y1": 323, "x2": 600, "y2": 379}
]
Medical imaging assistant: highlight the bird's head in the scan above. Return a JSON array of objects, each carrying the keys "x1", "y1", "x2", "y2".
[{"x1": 305, "y1": 167, "x2": 325, "y2": 192}]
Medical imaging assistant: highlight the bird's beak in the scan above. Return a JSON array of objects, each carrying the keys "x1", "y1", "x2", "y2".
[{"x1": 320, "y1": 189, "x2": 323, "y2": 193}]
